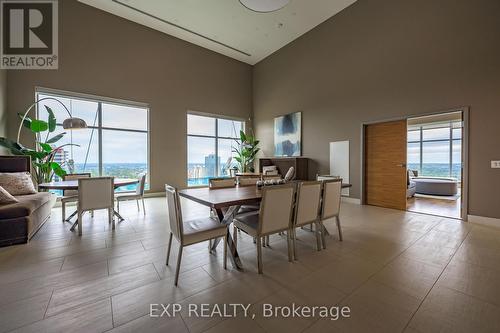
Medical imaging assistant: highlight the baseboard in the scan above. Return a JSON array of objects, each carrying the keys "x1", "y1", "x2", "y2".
[
  {"x1": 468, "y1": 215, "x2": 500, "y2": 228},
  {"x1": 341, "y1": 197, "x2": 361, "y2": 204}
]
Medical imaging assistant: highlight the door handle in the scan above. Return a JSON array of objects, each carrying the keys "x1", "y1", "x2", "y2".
[{"x1": 396, "y1": 163, "x2": 407, "y2": 168}]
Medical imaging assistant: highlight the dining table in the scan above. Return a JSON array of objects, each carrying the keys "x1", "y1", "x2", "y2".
[
  {"x1": 38, "y1": 178, "x2": 140, "y2": 226},
  {"x1": 178, "y1": 181, "x2": 352, "y2": 270}
]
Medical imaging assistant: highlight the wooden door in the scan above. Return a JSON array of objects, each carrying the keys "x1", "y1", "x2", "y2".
[{"x1": 364, "y1": 120, "x2": 407, "y2": 210}]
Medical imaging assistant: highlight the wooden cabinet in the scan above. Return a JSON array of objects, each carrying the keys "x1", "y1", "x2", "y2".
[{"x1": 258, "y1": 157, "x2": 309, "y2": 180}]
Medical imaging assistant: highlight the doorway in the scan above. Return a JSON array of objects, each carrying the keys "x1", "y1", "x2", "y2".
[{"x1": 362, "y1": 109, "x2": 468, "y2": 220}]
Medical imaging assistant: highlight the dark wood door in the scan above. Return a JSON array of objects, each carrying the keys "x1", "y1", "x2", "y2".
[{"x1": 364, "y1": 120, "x2": 407, "y2": 210}]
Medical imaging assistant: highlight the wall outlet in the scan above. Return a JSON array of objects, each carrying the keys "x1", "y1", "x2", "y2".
[{"x1": 491, "y1": 161, "x2": 500, "y2": 169}]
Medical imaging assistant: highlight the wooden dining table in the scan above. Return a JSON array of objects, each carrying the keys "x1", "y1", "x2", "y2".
[
  {"x1": 178, "y1": 182, "x2": 352, "y2": 270},
  {"x1": 38, "y1": 178, "x2": 139, "y2": 225}
]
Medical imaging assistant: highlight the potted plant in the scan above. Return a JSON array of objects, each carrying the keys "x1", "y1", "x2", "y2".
[{"x1": 232, "y1": 130, "x2": 260, "y2": 173}]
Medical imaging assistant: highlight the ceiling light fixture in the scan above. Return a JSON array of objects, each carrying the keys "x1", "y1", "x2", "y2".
[{"x1": 239, "y1": 0, "x2": 290, "y2": 13}]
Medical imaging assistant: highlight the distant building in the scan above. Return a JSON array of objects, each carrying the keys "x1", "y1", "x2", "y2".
[
  {"x1": 205, "y1": 154, "x2": 220, "y2": 177},
  {"x1": 53, "y1": 148, "x2": 68, "y2": 166}
]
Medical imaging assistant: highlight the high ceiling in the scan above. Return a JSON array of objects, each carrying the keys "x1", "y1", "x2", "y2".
[{"x1": 78, "y1": 0, "x2": 357, "y2": 65}]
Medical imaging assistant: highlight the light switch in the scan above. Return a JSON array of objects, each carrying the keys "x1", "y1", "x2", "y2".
[{"x1": 491, "y1": 161, "x2": 500, "y2": 169}]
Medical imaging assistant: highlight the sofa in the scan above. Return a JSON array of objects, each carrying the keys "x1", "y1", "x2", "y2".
[{"x1": 0, "y1": 156, "x2": 56, "y2": 246}]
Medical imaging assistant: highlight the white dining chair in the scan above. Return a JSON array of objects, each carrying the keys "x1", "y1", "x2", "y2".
[
  {"x1": 61, "y1": 173, "x2": 91, "y2": 222},
  {"x1": 238, "y1": 176, "x2": 260, "y2": 186},
  {"x1": 292, "y1": 181, "x2": 323, "y2": 259},
  {"x1": 76, "y1": 177, "x2": 115, "y2": 236},
  {"x1": 165, "y1": 185, "x2": 228, "y2": 286},
  {"x1": 115, "y1": 174, "x2": 147, "y2": 214},
  {"x1": 232, "y1": 183, "x2": 296, "y2": 274},
  {"x1": 319, "y1": 179, "x2": 343, "y2": 248}
]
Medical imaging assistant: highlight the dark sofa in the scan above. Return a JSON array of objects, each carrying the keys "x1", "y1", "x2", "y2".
[{"x1": 0, "y1": 156, "x2": 56, "y2": 246}]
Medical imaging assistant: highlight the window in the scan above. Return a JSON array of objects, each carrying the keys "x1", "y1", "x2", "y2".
[
  {"x1": 187, "y1": 113, "x2": 244, "y2": 186},
  {"x1": 36, "y1": 90, "x2": 149, "y2": 193},
  {"x1": 407, "y1": 120, "x2": 462, "y2": 180}
]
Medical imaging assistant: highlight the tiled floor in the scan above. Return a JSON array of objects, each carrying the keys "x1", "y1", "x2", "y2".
[{"x1": 1, "y1": 197, "x2": 500, "y2": 332}]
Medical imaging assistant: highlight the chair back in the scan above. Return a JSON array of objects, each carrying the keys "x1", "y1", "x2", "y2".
[
  {"x1": 259, "y1": 183, "x2": 295, "y2": 235},
  {"x1": 321, "y1": 179, "x2": 342, "y2": 219},
  {"x1": 295, "y1": 181, "x2": 322, "y2": 227},
  {"x1": 209, "y1": 177, "x2": 236, "y2": 188},
  {"x1": 78, "y1": 177, "x2": 114, "y2": 211},
  {"x1": 284, "y1": 166, "x2": 295, "y2": 181},
  {"x1": 238, "y1": 177, "x2": 260, "y2": 186},
  {"x1": 63, "y1": 173, "x2": 91, "y2": 196},
  {"x1": 136, "y1": 174, "x2": 147, "y2": 195},
  {"x1": 165, "y1": 185, "x2": 183, "y2": 241}
]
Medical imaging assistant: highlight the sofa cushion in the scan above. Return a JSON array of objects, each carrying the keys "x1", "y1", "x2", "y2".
[
  {"x1": 0, "y1": 192, "x2": 53, "y2": 219},
  {"x1": 0, "y1": 172, "x2": 37, "y2": 195},
  {"x1": 0, "y1": 186, "x2": 18, "y2": 204}
]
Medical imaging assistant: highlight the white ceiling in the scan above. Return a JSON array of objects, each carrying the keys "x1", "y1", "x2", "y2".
[{"x1": 78, "y1": 0, "x2": 357, "y2": 65}]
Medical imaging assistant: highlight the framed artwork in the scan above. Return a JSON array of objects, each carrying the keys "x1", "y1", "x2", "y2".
[{"x1": 274, "y1": 112, "x2": 301, "y2": 156}]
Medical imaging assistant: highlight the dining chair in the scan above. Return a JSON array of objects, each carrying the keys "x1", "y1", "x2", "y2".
[
  {"x1": 165, "y1": 185, "x2": 228, "y2": 286},
  {"x1": 61, "y1": 173, "x2": 91, "y2": 222},
  {"x1": 292, "y1": 181, "x2": 323, "y2": 259},
  {"x1": 76, "y1": 177, "x2": 115, "y2": 236},
  {"x1": 209, "y1": 177, "x2": 236, "y2": 188},
  {"x1": 115, "y1": 174, "x2": 147, "y2": 214},
  {"x1": 232, "y1": 183, "x2": 296, "y2": 274},
  {"x1": 262, "y1": 175, "x2": 282, "y2": 181},
  {"x1": 238, "y1": 176, "x2": 261, "y2": 186},
  {"x1": 319, "y1": 179, "x2": 343, "y2": 248}
]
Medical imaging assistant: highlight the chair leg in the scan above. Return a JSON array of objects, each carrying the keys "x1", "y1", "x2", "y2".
[
  {"x1": 233, "y1": 225, "x2": 238, "y2": 249},
  {"x1": 292, "y1": 228, "x2": 297, "y2": 260},
  {"x1": 136, "y1": 199, "x2": 140, "y2": 211},
  {"x1": 266, "y1": 235, "x2": 270, "y2": 247},
  {"x1": 253, "y1": 237, "x2": 256, "y2": 244},
  {"x1": 208, "y1": 239, "x2": 212, "y2": 251},
  {"x1": 62, "y1": 202, "x2": 66, "y2": 222},
  {"x1": 142, "y1": 198, "x2": 146, "y2": 215},
  {"x1": 174, "y1": 244, "x2": 183, "y2": 286},
  {"x1": 287, "y1": 230, "x2": 293, "y2": 262},
  {"x1": 77, "y1": 210, "x2": 83, "y2": 236},
  {"x1": 336, "y1": 216, "x2": 343, "y2": 241},
  {"x1": 91, "y1": 210, "x2": 94, "y2": 218},
  {"x1": 315, "y1": 221, "x2": 322, "y2": 251},
  {"x1": 256, "y1": 236, "x2": 263, "y2": 274},
  {"x1": 223, "y1": 235, "x2": 228, "y2": 270},
  {"x1": 109, "y1": 208, "x2": 115, "y2": 230},
  {"x1": 166, "y1": 232, "x2": 173, "y2": 266},
  {"x1": 320, "y1": 221, "x2": 327, "y2": 249},
  {"x1": 117, "y1": 200, "x2": 120, "y2": 213}
]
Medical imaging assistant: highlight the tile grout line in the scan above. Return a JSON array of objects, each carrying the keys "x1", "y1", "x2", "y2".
[{"x1": 400, "y1": 223, "x2": 472, "y2": 332}]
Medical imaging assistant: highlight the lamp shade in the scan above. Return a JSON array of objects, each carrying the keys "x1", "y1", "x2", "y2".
[
  {"x1": 239, "y1": 0, "x2": 289, "y2": 12},
  {"x1": 62, "y1": 117, "x2": 87, "y2": 130}
]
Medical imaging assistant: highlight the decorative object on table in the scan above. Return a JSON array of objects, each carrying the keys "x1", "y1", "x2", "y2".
[
  {"x1": 0, "y1": 97, "x2": 87, "y2": 184},
  {"x1": 262, "y1": 165, "x2": 278, "y2": 175},
  {"x1": 284, "y1": 166, "x2": 295, "y2": 181},
  {"x1": 233, "y1": 130, "x2": 260, "y2": 173},
  {"x1": 274, "y1": 111, "x2": 301, "y2": 157}
]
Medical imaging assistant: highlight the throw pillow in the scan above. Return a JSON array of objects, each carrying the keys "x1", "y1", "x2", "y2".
[
  {"x1": 0, "y1": 172, "x2": 37, "y2": 195},
  {"x1": 0, "y1": 185, "x2": 19, "y2": 204}
]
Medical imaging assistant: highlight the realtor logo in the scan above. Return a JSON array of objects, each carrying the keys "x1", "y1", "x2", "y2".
[{"x1": 1, "y1": 0, "x2": 58, "y2": 69}]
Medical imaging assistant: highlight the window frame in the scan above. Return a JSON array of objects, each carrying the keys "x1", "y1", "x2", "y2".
[
  {"x1": 35, "y1": 87, "x2": 150, "y2": 191},
  {"x1": 187, "y1": 111, "x2": 245, "y2": 187},
  {"x1": 407, "y1": 121, "x2": 462, "y2": 179}
]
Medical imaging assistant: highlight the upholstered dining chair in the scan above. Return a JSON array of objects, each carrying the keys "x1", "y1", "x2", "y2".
[
  {"x1": 238, "y1": 176, "x2": 261, "y2": 186},
  {"x1": 232, "y1": 183, "x2": 296, "y2": 274},
  {"x1": 319, "y1": 179, "x2": 343, "y2": 248},
  {"x1": 292, "y1": 181, "x2": 323, "y2": 259},
  {"x1": 61, "y1": 173, "x2": 91, "y2": 222},
  {"x1": 165, "y1": 185, "x2": 228, "y2": 286},
  {"x1": 209, "y1": 177, "x2": 236, "y2": 188},
  {"x1": 116, "y1": 174, "x2": 147, "y2": 214},
  {"x1": 75, "y1": 177, "x2": 115, "y2": 236}
]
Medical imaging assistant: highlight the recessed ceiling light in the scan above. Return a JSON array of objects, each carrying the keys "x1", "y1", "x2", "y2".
[{"x1": 239, "y1": 0, "x2": 290, "y2": 13}]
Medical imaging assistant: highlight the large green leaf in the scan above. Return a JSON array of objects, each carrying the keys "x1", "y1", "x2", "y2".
[
  {"x1": 38, "y1": 142, "x2": 53, "y2": 152},
  {"x1": 17, "y1": 113, "x2": 32, "y2": 129},
  {"x1": 239, "y1": 130, "x2": 246, "y2": 142},
  {"x1": 46, "y1": 132, "x2": 66, "y2": 144},
  {"x1": 50, "y1": 162, "x2": 67, "y2": 177},
  {"x1": 45, "y1": 106, "x2": 57, "y2": 132},
  {"x1": 30, "y1": 119, "x2": 48, "y2": 132}
]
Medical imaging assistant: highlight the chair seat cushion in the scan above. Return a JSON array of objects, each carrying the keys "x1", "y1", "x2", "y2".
[
  {"x1": 183, "y1": 217, "x2": 227, "y2": 245},
  {"x1": 233, "y1": 212, "x2": 259, "y2": 236}
]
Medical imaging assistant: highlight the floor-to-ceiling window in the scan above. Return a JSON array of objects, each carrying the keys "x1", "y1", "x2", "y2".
[
  {"x1": 407, "y1": 120, "x2": 462, "y2": 180},
  {"x1": 36, "y1": 90, "x2": 149, "y2": 192},
  {"x1": 187, "y1": 113, "x2": 243, "y2": 186}
]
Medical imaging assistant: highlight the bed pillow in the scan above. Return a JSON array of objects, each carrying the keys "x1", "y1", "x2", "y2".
[
  {"x1": 0, "y1": 172, "x2": 37, "y2": 195},
  {"x1": 0, "y1": 186, "x2": 19, "y2": 204}
]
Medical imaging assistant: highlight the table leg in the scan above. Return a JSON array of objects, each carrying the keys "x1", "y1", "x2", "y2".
[
  {"x1": 64, "y1": 210, "x2": 77, "y2": 223},
  {"x1": 114, "y1": 209, "x2": 125, "y2": 222},
  {"x1": 212, "y1": 206, "x2": 243, "y2": 270}
]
